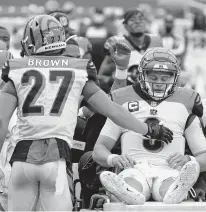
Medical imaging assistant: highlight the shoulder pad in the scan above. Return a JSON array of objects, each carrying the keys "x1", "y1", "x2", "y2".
[
  {"x1": 173, "y1": 87, "x2": 203, "y2": 117},
  {"x1": 111, "y1": 86, "x2": 138, "y2": 105}
]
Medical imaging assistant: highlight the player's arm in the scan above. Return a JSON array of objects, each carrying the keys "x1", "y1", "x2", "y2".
[
  {"x1": 0, "y1": 81, "x2": 17, "y2": 151},
  {"x1": 92, "y1": 118, "x2": 135, "y2": 169},
  {"x1": 110, "y1": 68, "x2": 127, "y2": 92},
  {"x1": 98, "y1": 55, "x2": 116, "y2": 77},
  {"x1": 98, "y1": 37, "x2": 117, "y2": 77},
  {"x1": 185, "y1": 115, "x2": 206, "y2": 172},
  {"x1": 92, "y1": 118, "x2": 120, "y2": 167},
  {"x1": 108, "y1": 41, "x2": 131, "y2": 91}
]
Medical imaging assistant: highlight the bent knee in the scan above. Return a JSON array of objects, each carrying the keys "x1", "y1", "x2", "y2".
[
  {"x1": 152, "y1": 177, "x2": 175, "y2": 201},
  {"x1": 118, "y1": 168, "x2": 151, "y2": 200}
]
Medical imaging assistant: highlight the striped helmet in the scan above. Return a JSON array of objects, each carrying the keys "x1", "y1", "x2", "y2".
[{"x1": 21, "y1": 14, "x2": 66, "y2": 56}]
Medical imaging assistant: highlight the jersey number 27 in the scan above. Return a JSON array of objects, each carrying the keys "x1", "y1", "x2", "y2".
[{"x1": 21, "y1": 69, "x2": 75, "y2": 117}]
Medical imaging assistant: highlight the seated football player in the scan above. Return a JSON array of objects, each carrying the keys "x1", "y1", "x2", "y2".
[
  {"x1": 0, "y1": 15, "x2": 172, "y2": 211},
  {"x1": 93, "y1": 48, "x2": 206, "y2": 205}
]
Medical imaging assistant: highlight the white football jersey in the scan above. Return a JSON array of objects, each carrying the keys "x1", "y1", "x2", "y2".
[
  {"x1": 100, "y1": 84, "x2": 203, "y2": 162},
  {"x1": 3, "y1": 56, "x2": 97, "y2": 147}
]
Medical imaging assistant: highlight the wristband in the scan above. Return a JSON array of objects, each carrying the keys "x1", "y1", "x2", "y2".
[
  {"x1": 115, "y1": 68, "x2": 127, "y2": 80},
  {"x1": 107, "y1": 154, "x2": 118, "y2": 167}
]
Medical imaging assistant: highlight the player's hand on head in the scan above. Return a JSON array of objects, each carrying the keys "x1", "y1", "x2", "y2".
[
  {"x1": 146, "y1": 122, "x2": 173, "y2": 144},
  {"x1": 108, "y1": 41, "x2": 131, "y2": 70},
  {"x1": 112, "y1": 154, "x2": 135, "y2": 170},
  {"x1": 166, "y1": 152, "x2": 191, "y2": 169}
]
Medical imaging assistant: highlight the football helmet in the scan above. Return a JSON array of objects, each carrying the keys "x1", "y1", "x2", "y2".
[
  {"x1": 21, "y1": 15, "x2": 66, "y2": 56},
  {"x1": 139, "y1": 48, "x2": 180, "y2": 100}
]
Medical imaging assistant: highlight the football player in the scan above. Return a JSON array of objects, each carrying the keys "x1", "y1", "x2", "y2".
[
  {"x1": 93, "y1": 48, "x2": 206, "y2": 205},
  {"x1": 98, "y1": 7, "x2": 163, "y2": 93},
  {"x1": 0, "y1": 15, "x2": 172, "y2": 211}
]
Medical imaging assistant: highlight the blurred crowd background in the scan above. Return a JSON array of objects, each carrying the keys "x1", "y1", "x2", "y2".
[{"x1": 1, "y1": 0, "x2": 206, "y2": 98}]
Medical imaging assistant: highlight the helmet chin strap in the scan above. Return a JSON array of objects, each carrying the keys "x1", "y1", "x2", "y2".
[{"x1": 130, "y1": 32, "x2": 144, "y2": 38}]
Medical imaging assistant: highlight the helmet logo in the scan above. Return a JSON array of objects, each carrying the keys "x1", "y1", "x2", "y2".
[{"x1": 153, "y1": 64, "x2": 168, "y2": 69}]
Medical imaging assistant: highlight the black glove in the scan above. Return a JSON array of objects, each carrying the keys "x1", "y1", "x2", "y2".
[{"x1": 145, "y1": 123, "x2": 173, "y2": 144}]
